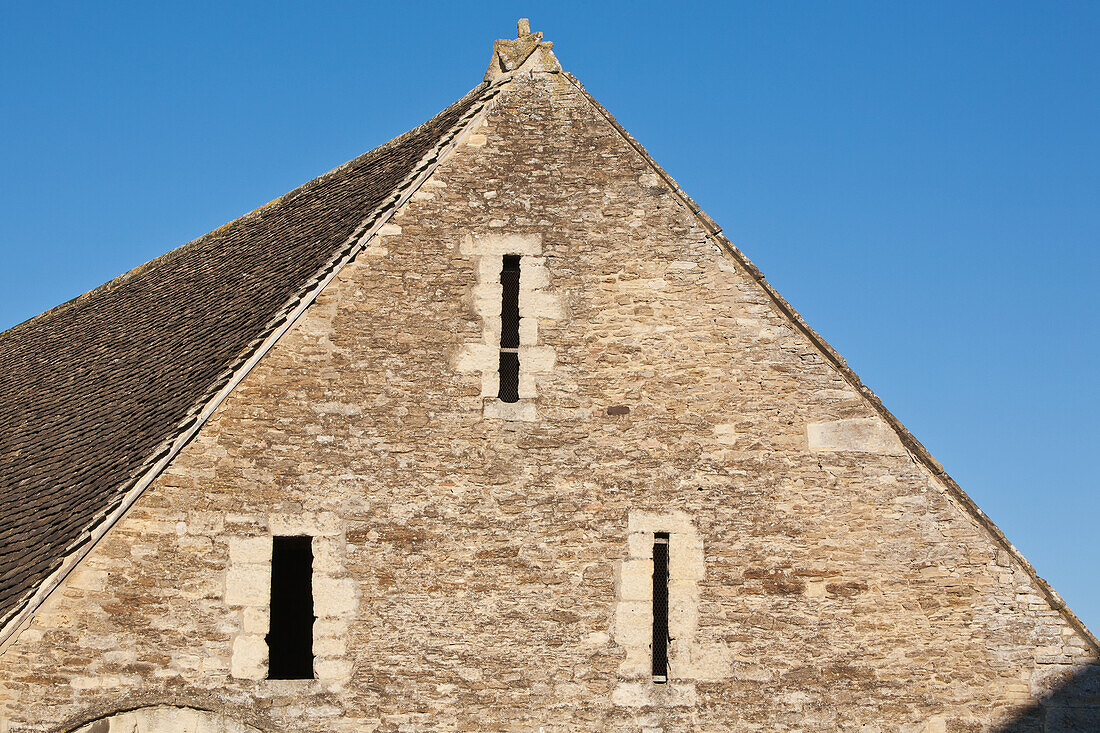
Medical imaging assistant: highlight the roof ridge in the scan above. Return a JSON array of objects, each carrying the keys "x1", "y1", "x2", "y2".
[
  {"x1": 0, "y1": 82, "x2": 489, "y2": 341},
  {"x1": 559, "y1": 71, "x2": 1100, "y2": 656}
]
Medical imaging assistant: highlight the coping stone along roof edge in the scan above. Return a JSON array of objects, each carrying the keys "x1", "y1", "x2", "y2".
[
  {"x1": 1, "y1": 84, "x2": 486, "y2": 341},
  {"x1": 0, "y1": 79, "x2": 506, "y2": 651},
  {"x1": 560, "y1": 70, "x2": 1100, "y2": 656}
]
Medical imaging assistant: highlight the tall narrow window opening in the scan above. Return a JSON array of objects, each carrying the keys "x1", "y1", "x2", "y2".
[
  {"x1": 267, "y1": 535, "x2": 315, "y2": 679},
  {"x1": 498, "y1": 254, "x2": 521, "y2": 403},
  {"x1": 652, "y1": 532, "x2": 670, "y2": 683}
]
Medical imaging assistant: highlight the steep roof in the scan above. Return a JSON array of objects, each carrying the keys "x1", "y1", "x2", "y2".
[
  {"x1": 0, "y1": 82, "x2": 490, "y2": 628},
  {"x1": 0, "y1": 21, "x2": 1095, "y2": 662}
]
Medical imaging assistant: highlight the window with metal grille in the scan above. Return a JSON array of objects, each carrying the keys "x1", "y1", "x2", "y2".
[
  {"x1": 266, "y1": 535, "x2": 315, "y2": 679},
  {"x1": 652, "y1": 532, "x2": 670, "y2": 683},
  {"x1": 498, "y1": 254, "x2": 521, "y2": 402}
]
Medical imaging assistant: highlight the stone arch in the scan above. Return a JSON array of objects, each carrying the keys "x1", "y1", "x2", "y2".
[{"x1": 69, "y1": 705, "x2": 262, "y2": 733}]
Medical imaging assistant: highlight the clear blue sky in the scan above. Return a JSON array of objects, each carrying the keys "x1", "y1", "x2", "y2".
[{"x1": 2, "y1": 3, "x2": 1097, "y2": 630}]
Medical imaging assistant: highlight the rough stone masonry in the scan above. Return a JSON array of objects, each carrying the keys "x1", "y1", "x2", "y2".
[{"x1": 0, "y1": 22, "x2": 1096, "y2": 733}]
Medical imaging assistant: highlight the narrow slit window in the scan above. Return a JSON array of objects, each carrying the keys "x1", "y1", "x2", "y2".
[
  {"x1": 267, "y1": 535, "x2": 315, "y2": 679},
  {"x1": 498, "y1": 254, "x2": 521, "y2": 402},
  {"x1": 652, "y1": 532, "x2": 670, "y2": 683}
]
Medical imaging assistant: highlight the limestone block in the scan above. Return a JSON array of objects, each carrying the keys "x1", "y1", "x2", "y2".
[
  {"x1": 613, "y1": 682, "x2": 697, "y2": 707},
  {"x1": 668, "y1": 538, "x2": 705, "y2": 581},
  {"x1": 518, "y1": 345, "x2": 555, "y2": 372},
  {"x1": 311, "y1": 402, "x2": 362, "y2": 416},
  {"x1": 312, "y1": 537, "x2": 345, "y2": 573},
  {"x1": 314, "y1": 618, "x2": 349, "y2": 640},
  {"x1": 682, "y1": 642, "x2": 732, "y2": 681},
  {"x1": 713, "y1": 423, "x2": 738, "y2": 446},
  {"x1": 78, "y1": 632, "x2": 119, "y2": 650},
  {"x1": 733, "y1": 663, "x2": 773, "y2": 682},
  {"x1": 517, "y1": 372, "x2": 539, "y2": 400},
  {"x1": 483, "y1": 400, "x2": 538, "y2": 421},
  {"x1": 480, "y1": 371, "x2": 499, "y2": 397},
  {"x1": 480, "y1": 315, "x2": 502, "y2": 345},
  {"x1": 519, "y1": 258, "x2": 550, "y2": 289},
  {"x1": 806, "y1": 418, "x2": 906, "y2": 455},
  {"x1": 201, "y1": 656, "x2": 229, "y2": 674},
  {"x1": 815, "y1": 388, "x2": 861, "y2": 401},
  {"x1": 613, "y1": 600, "x2": 651, "y2": 647},
  {"x1": 454, "y1": 343, "x2": 497, "y2": 373},
  {"x1": 315, "y1": 657, "x2": 354, "y2": 681},
  {"x1": 230, "y1": 635, "x2": 267, "y2": 680},
  {"x1": 268, "y1": 511, "x2": 342, "y2": 536},
  {"x1": 628, "y1": 510, "x2": 698, "y2": 538},
  {"x1": 519, "y1": 290, "x2": 564, "y2": 319},
  {"x1": 314, "y1": 633, "x2": 348, "y2": 657},
  {"x1": 67, "y1": 569, "x2": 108, "y2": 592},
  {"x1": 378, "y1": 223, "x2": 402, "y2": 236},
  {"x1": 627, "y1": 532, "x2": 654, "y2": 559},
  {"x1": 611, "y1": 681, "x2": 651, "y2": 707},
  {"x1": 518, "y1": 317, "x2": 538, "y2": 345},
  {"x1": 618, "y1": 645, "x2": 650, "y2": 678},
  {"x1": 922, "y1": 717, "x2": 947, "y2": 733},
  {"x1": 177, "y1": 534, "x2": 213, "y2": 553},
  {"x1": 616, "y1": 559, "x2": 653, "y2": 602},
  {"x1": 466, "y1": 133, "x2": 487, "y2": 147},
  {"x1": 805, "y1": 580, "x2": 826, "y2": 598},
  {"x1": 477, "y1": 254, "x2": 504, "y2": 281},
  {"x1": 668, "y1": 593, "x2": 699, "y2": 640},
  {"x1": 240, "y1": 606, "x2": 269, "y2": 634},
  {"x1": 228, "y1": 537, "x2": 272, "y2": 565},
  {"x1": 460, "y1": 232, "x2": 542, "y2": 256},
  {"x1": 313, "y1": 577, "x2": 357, "y2": 618},
  {"x1": 224, "y1": 565, "x2": 270, "y2": 607},
  {"x1": 473, "y1": 282, "x2": 504, "y2": 310}
]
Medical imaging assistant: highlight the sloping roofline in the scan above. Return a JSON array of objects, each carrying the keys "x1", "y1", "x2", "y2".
[
  {"x1": 0, "y1": 79, "x2": 502, "y2": 645},
  {"x1": 1, "y1": 37, "x2": 1094, "y2": 659},
  {"x1": 557, "y1": 70, "x2": 1099, "y2": 654}
]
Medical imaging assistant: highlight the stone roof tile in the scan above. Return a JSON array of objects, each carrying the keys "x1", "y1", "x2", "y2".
[{"x1": 0, "y1": 82, "x2": 488, "y2": 627}]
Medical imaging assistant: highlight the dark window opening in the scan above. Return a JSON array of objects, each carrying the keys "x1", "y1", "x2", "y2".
[
  {"x1": 500, "y1": 255, "x2": 520, "y2": 348},
  {"x1": 498, "y1": 254, "x2": 521, "y2": 402},
  {"x1": 267, "y1": 535, "x2": 315, "y2": 679},
  {"x1": 652, "y1": 532, "x2": 670, "y2": 683},
  {"x1": 498, "y1": 350, "x2": 520, "y2": 403}
]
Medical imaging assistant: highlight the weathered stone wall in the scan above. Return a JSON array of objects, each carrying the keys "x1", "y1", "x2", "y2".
[{"x1": 0, "y1": 68, "x2": 1096, "y2": 732}]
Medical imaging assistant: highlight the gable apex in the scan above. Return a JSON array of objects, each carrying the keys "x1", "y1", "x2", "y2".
[
  {"x1": 0, "y1": 23, "x2": 1097, "y2": 730},
  {"x1": 484, "y1": 18, "x2": 562, "y2": 81}
]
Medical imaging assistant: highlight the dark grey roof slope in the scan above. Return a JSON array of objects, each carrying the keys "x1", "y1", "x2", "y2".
[{"x1": 0, "y1": 83, "x2": 489, "y2": 627}]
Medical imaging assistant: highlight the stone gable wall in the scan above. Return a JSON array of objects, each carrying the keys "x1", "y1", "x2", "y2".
[{"x1": 0, "y1": 71, "x2": 1095, "y2": 732}]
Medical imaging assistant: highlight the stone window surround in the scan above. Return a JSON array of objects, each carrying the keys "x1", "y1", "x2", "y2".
[
  {"x1": 225, "y1": 511, "x2": 355, "y2": 687},
  {"x1": 612, "y1": 510, "x2": 731, "y2": 708},
  {"x1": 455, "y1": 232, "x2": 563, "y2": 422}
]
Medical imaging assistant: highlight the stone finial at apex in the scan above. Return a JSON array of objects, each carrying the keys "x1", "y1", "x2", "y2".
[{"x1": 484, "y1": 19, "x2": 562, "y2": 82}]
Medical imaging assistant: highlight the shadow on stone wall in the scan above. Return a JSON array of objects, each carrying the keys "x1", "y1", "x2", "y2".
[
  {"x1": 67, "y1": 704, "x2": 261, "y2": 733},
  {"x1": 995, "y1": 664, "x2": 1100, "y2": 731}
]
